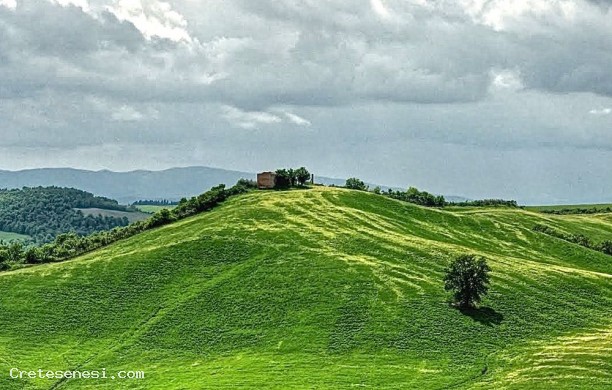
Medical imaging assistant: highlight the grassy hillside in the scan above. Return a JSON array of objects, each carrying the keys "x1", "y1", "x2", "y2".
[{"x1": 0, "y1": 188, "x2": 610, "y2": 389}]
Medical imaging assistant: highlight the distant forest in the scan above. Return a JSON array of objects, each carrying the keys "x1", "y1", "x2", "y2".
[{"x1": 0, "y1": 187, "x2": 130, "y2": 243}]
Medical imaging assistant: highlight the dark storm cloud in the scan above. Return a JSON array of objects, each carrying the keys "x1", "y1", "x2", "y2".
[
  {"x1": 1, "y1": 0, "x2": 611, "y2": 203},
  {"x1": 2, "y1": 0, "x2": 612, "y2": 108}
]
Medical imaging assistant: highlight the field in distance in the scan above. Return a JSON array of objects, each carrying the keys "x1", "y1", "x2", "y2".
[
  {"x1": 76, "y1": 208, "x2": 151, "y2": 222},
  {"x1": 133, "y1": 204, "x2": 177, "y2": 214},
  {"x1": 0, "y1": 231, "x2": 31, "y2": 242},
  {"x1": 0, "y1": 187, "x2": 610, "y2": 389}
]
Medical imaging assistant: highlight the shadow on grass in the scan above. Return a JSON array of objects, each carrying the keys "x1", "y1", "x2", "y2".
[{"x1": 457, "y1": 306, "x2": 504, "y2": 327}]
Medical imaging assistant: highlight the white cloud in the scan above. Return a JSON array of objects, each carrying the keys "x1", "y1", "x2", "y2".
[
  {"x1": 222, "y1": 105, "x2": 282, "y2": 129},
  {"x1": 490, "y1": 69, "x2": 524, "y2": 91},
  {"x1": 108, "y1": 0, "x2": 193, "y2": 43},
  {"x1": 460, "y1": 0, "x2": 571, "y2": 31},
  {"x1": 87, "y1": 96, "x2": 156, "y2": 122},
  {"x1": 50, "y1": 0, "x2": 90, "y2": 12},
  {"x1": 0, "y1": 0, "x2": 16, "y2": 10},
  {"x1": 589, "y1": 107, "x2": 611, "y2": 115},
  {"x1": 284, "y1": 112, "x2": 311, "y2": 126},
  {"x1": 370, "y1": 0, "x2": 390, "y2": 18},
  {"x1": 111, "y1": 105, "x2": 144, "y2": 121},
  {"x1": 221, "y1": 106, "x2": 311, "y2": 129}
]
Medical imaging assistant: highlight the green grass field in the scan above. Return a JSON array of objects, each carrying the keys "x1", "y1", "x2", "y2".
[
  {"x1": 0, "y1": 231, "x2": 31, "y2": 243},
  {"x1": 1, "y1": 188, "x2": 610, "y2": 389},
  {"x1": 75, "y1": 208, "x2": 151, "y2": 222},
  {"x1": 134, "y1": 205, "x2": 177, "y2": 214}
]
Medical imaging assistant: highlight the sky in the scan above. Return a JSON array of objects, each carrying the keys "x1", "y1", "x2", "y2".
[{"x1": 1, "y1": 0, "x2": 611, "y2": 204}]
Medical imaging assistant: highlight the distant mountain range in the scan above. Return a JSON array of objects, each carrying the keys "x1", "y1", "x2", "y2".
[
  {"x1": 0, "y1": 167, "x2": 254, "y2": 204},
  {"x1": 0, "y1": 167, "x2": 469, "y2": 205}
]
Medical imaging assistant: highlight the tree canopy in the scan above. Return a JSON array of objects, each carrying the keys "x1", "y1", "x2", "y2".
[
  {"x1": 444, "y1": 254, "x2": 491, "y2": 308},
  {"x1": 345, "y1": 177, "x2": 368, "y2": 191},
  {"x1": 275, "y1": 167, "x2": 311, "y2": 188},
  {"x1": 387, "y1": 187, "x2": 445, "y2": 207},
  {"x1": 295, "y1": 167, "x2": 311, "y2": 186}
]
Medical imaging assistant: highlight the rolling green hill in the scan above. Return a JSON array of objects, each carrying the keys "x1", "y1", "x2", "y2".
[{"x1": 0, "y1": 188, "x2": 610, "y2": 389}]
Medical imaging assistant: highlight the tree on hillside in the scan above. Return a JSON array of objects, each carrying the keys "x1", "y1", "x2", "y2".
[
  {"x1": 6, "y1": 241, "x2": 24, "y2": 263},
  {"x1": 345, "y1": 177, "x2": 368, "y2": 191},
  {"x1": 288, "y1": 168, "x2": 299, "y2": 187},
  {"x1": 295, "y1": 167, "x2": 311, "y2": 186},
  {"x1": 444, "y1": 254, "x2": 491, "y2": 308},
  {"x1": 275, "y1": 169, "x2": 292, "y2": 189}
]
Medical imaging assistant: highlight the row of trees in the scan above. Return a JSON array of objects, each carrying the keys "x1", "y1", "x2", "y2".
[
  {"x1": 449, "y1": 199, "x2": 518, "y2": 208},
  {"x1": 541, "y1": 207, "x2": 612, "y2": 215},
  {"x1": 345, "y1": 178, "x2": 446, "y2": 207},
  {"x1": 387, "y1": 187, "x2": 446, "y2": 207},
  {"x1": 131, "y1": 199, "x2": 179, "y2": 206},
  {"x1": 274, "y1": 167, "x2": 311, "y2": 189},
  {"x1": 533, "y1": 224, "x2": 612, "y2": 256},
  {"x1": 344, "y1": 177, "x2": 520, "y2": 209},
  {"x1": 0, "y1": 180, "x2": 257, "y2": 269}
]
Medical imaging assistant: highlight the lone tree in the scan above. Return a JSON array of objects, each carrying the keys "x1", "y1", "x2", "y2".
[
  {"x1": 295, "y1": 167, "x2": 311, "y2": 186},
  {"x1": 345, "y1": 177, "x2": 368, "y2": 191},
  {"x1": 444, "y1": 254, "x2": 491, "y2": 308}
]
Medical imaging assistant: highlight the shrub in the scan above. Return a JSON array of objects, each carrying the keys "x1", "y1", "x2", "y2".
[
  {"x1": 600, "y1": 240, "x2": 612, "y2": 255},
  {"x1": 236, "y1": 178, "x2": 258, "y2": 189}
]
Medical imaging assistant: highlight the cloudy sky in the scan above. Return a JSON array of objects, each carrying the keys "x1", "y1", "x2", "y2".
[{"x1": 1, "y1": 0, "x2": 611, "y2": 204}]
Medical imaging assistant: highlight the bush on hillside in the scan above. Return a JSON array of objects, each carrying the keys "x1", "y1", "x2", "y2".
[
  {"x1": 345, "y1": 177, "x2": 368, "y2": 191},
  {"x1": 599, "y1": 240, "x2": 612, "y2": 255},
  {"x1": 236, "y1": 178, "x2": 258, "y2": 189}
]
